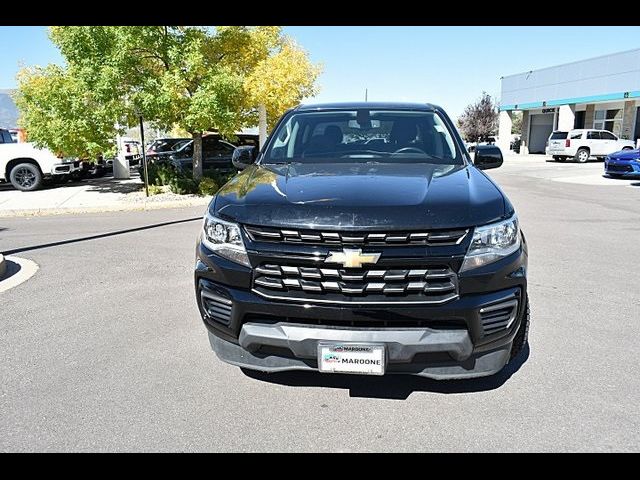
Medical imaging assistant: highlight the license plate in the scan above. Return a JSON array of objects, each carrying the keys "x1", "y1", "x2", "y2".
[{"x1": 318, "y1": 343, "x2": 385, "y2": 375}]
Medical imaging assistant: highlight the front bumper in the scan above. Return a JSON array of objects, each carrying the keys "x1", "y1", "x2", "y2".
[
  {"x1": 208, "y1": 324, "x2": 512, "y2": 380},
  {"x1": 195, "y1": 236, "x2": 528, "y2": 379},
  {"x1": 50, "y1": 161, "x2": 82, "y2": 176},
  {"x1": 605, "y1": 159, "x2": 640, "y2": 177}
]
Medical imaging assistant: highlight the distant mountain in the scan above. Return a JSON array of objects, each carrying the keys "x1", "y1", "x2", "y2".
[{"x1": 0, "y1": 89, "x2": 19, "y2": 129}]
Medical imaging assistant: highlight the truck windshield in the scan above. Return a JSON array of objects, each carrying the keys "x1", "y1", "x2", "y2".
[{"x1": 262, "y1": 109, "x2": 463, "y2": 165}]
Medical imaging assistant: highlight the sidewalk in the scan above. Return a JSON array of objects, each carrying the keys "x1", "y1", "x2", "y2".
[{"x1": 0, "y1": 174, "x2": 211, "y2": 217}]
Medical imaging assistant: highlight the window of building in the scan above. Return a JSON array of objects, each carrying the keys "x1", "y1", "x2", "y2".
[
  {"x1": 600, "y1": 131, "x2": 616, "y2": 140},
  {"x1": 593, "y1": 108, "x2": 622, "y2": 134},
  {"x1": 593, "y1": 110, "x2": 606, "y2": 130}
]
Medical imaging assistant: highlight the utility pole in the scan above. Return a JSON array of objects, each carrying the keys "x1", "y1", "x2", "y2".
[
  {"x1": 138, "y1": 114, "x2": 149, "y2": 197},
  {"x1": 365, "y1": 88, "x2": 368, "y2": 102}
]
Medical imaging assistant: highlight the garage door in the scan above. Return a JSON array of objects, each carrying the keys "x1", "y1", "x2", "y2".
[{"x1": 529, "y1": 113, "x2": 554, "y2": 154}]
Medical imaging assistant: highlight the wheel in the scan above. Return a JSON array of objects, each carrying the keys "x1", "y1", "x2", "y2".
[
  {"x1": 574, "y1": 148, "x2": 590, "y2": 163},
  {"x1": 509, "y1": 296, "x2": 530, "y2": 361},
  {"x1": 622, "y1": 147, "x2": 633, "y2": 151},
  {"x1": 607, "y1": 173, "x2": 624, "y2": 179},
  {"x1": 9, "y1": 163, "x2": 43, "y2": 191}
]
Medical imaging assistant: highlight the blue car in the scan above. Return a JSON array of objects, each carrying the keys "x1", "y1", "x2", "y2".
[{"x1": 605, "y1": 148, "x2": 640, "y2": 178}]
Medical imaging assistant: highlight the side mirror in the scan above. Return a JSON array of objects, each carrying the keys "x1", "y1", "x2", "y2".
[
  {"x1": 232, "y1": 146, "x2": 257, "y2": 170},
  {"x1": 474, "y1": 144, "x2": 503, "y2": 170}
]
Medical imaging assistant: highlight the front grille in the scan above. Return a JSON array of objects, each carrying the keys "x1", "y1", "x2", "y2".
[
  {"x1": 200, "y1": 289, "x2": 233, "y2": 326},
  {"x1": 253, "y1": 262, "x2": 458, "y2": 304},
  {"x1": 245, "y1": 313, "x2": 466, "y2": 329},
  {"x1": 245, "y1": 225, "x2": 468, "y2": 247},
  {"x1": 479, "y1": 298, "x2": 518, "y2": 335},
  {"x1": 607, "y1": 163, "x2": 633, "y2": 173}
]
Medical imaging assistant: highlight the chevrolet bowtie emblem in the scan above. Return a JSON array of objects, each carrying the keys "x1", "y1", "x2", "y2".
[{"x1": 325, "y1": 248, "x2": 381, "y2": 269}]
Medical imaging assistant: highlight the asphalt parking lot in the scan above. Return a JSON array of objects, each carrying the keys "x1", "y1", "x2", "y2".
[{"x1": 1, "y1": 154, "x2": 639, "y2": 452}]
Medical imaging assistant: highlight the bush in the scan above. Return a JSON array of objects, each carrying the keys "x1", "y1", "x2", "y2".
[
  {"x1": 142, "y1": 162, "x2": 184, "y2": 187},
  {"x1": 148, "y1": 184, "x2": 164, "y2": 196},
  {"x1": 198, "y1": 177, "x2": 219, "y2": 196},
  {"x1": 203, "y1": 169, "x2": 234, "y2": 186},
  {"x1": 140, "y1": 164, "x2": 232, "y2": 196},
  {"x1": 157, "y1": 164, "x2": 180, "y2": 186},
  {"x1": 169, "y1": 177, "x2": 199, "y2": 195}
]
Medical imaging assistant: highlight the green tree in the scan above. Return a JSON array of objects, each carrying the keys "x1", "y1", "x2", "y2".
[
  {"x1": 17, "y1": 26, "x2": 321, "y2": 179},
  {"x1": 511, "y1": 111, "x2": 522, "y2": 134},
  {"x1": 457, "y1": 92, "x2": 499, "y2": 142},
  {"x1": 14, "y1": 65, "x2": 122, "y2": 158}
]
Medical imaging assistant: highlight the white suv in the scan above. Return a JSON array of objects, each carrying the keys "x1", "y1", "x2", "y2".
[{"x1": 548, "y1": 129, "x2": 635, "y2": 163}]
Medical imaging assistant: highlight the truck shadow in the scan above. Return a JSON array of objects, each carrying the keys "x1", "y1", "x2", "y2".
[
  {"x1": 241, "y1": 344, "x2": 530, "y2": 399},
  {"x1": 0, "y1": 258, "x2": 22, "y2": 281}
]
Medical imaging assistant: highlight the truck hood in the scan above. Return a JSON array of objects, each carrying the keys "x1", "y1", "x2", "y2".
[
  {"x1": 608, "y1": 148, "x2": 640, "y2": 161},
  {"x1": 211, "y1": 162, "x2": 509, "y2": 230}
]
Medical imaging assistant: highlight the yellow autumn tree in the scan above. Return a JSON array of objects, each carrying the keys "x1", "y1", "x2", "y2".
[{"x1": 244, "y1": 38, "x2": 322, "y2": 129}]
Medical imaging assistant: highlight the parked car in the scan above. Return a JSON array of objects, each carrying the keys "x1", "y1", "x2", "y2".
[
  {"x1": 604, "y1": 148, "x2": 640, "y2": 178},
  {"x1": 8, "y1": 129, "x2": 20, "y2": 143},
  {"x1": 549, "y1": 129, "x2": 635, "y2": 163},
  {"x1": 195, "y1": 102, "x2": 529, "y2": 380},
  {"x1": 511, "y1": 136, "x2": 521, "y2": 154},
  {"x1": 77, "y1": 159, "x2": 109, "y2": 178},
  {"x1": 169, "y1": 135, "x2": 236, "y2": 172},
  {"x1": 146, "y1": 137, "x2": 190, "y2": 163},
  {"x1": 466, "y1": 136, "x2": 497, "y2": 153},
  {"x1": 0, "y1": 128, "x2": 82, "y2": 191},
  {"x1": 546, "y1": 130, "x2": 569, "y2": 158},
  {"x1": 121, "y1": 137, "x2": 142, "y2": 166},
  {"x1": 233, "y1": 133, "x2": 260, "y2": 147}
]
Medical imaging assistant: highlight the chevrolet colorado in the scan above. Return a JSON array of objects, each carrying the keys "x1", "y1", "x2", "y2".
[{"x1": 195, "y1": 102, "x2": 529, "y2": 380}]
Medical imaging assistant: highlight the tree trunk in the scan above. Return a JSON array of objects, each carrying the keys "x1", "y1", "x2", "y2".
[
  {"x1": 258, "y1": 104, "x2": 267, "y2": 150},
  {"x1": 193, "y1": 132, "x2": 203, "y2": 180}
]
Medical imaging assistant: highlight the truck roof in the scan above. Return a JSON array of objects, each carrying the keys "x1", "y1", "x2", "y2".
[{"x1": 296, "y1": 102, "x2": 438, "y2": 111}]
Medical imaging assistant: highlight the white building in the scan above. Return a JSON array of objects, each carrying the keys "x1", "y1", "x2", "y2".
[{"x1": 498, "y1": 48, "x2": 640, "y2": 154}]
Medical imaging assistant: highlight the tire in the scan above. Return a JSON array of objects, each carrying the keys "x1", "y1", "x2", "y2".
[
  {"x1": 509, "y1": 296, "x2": 530, "y2": 361},
  {"x1": 574, "y1": 148, "x2": 590, "y2": 163},
  {"x1": 608, "y1": 173, "x2": 624, "y2": 179},
  {"x1": 9, "y1": 163, "x2": 43, "y2": 191}
]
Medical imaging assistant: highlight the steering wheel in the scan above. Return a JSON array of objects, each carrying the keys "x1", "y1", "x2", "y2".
[{"x1": 392, "y1": 147, "x2": 427, "y2": 155}]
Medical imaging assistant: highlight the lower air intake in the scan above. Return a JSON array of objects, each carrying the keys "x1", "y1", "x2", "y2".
[
  {"x1": 201, "y1": 289, "x2": 233, "y2": 326},
  {"x1": 479, "y1": 298, "x2": 518, "y2": 335}
]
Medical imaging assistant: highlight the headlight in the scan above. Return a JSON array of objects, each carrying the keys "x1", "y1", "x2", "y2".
[
  {"x1": 460, "y1": 215, "x2": 520, "y2": 272},
  {"x1": 202, "y1": 213, "x2": 250, "y2": 267}
]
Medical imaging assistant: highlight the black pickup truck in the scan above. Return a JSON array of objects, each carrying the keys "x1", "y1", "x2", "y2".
[{"x1": 194, "y1": 102, "x2": 529, "y2": 380}]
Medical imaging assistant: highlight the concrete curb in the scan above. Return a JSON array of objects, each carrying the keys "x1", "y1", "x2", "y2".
[
  {"x1": 0, "y1": 197, "x2": 212, "y2": 218},
  {"x1": 0, "y1": 253, "x2": 5, "y2": 279},
  {"x1": 0, "y1": 255, "x2": 39, "y2": 292}
]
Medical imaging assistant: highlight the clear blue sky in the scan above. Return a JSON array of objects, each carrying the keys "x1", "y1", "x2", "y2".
[{"x1": 2, "y1": 26, "x2": 640, "y2": 118}]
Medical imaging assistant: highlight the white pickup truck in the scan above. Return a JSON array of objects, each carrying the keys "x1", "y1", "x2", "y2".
[{"x1": 0, "y1": 128, "x2": 82, "y2": 191}]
